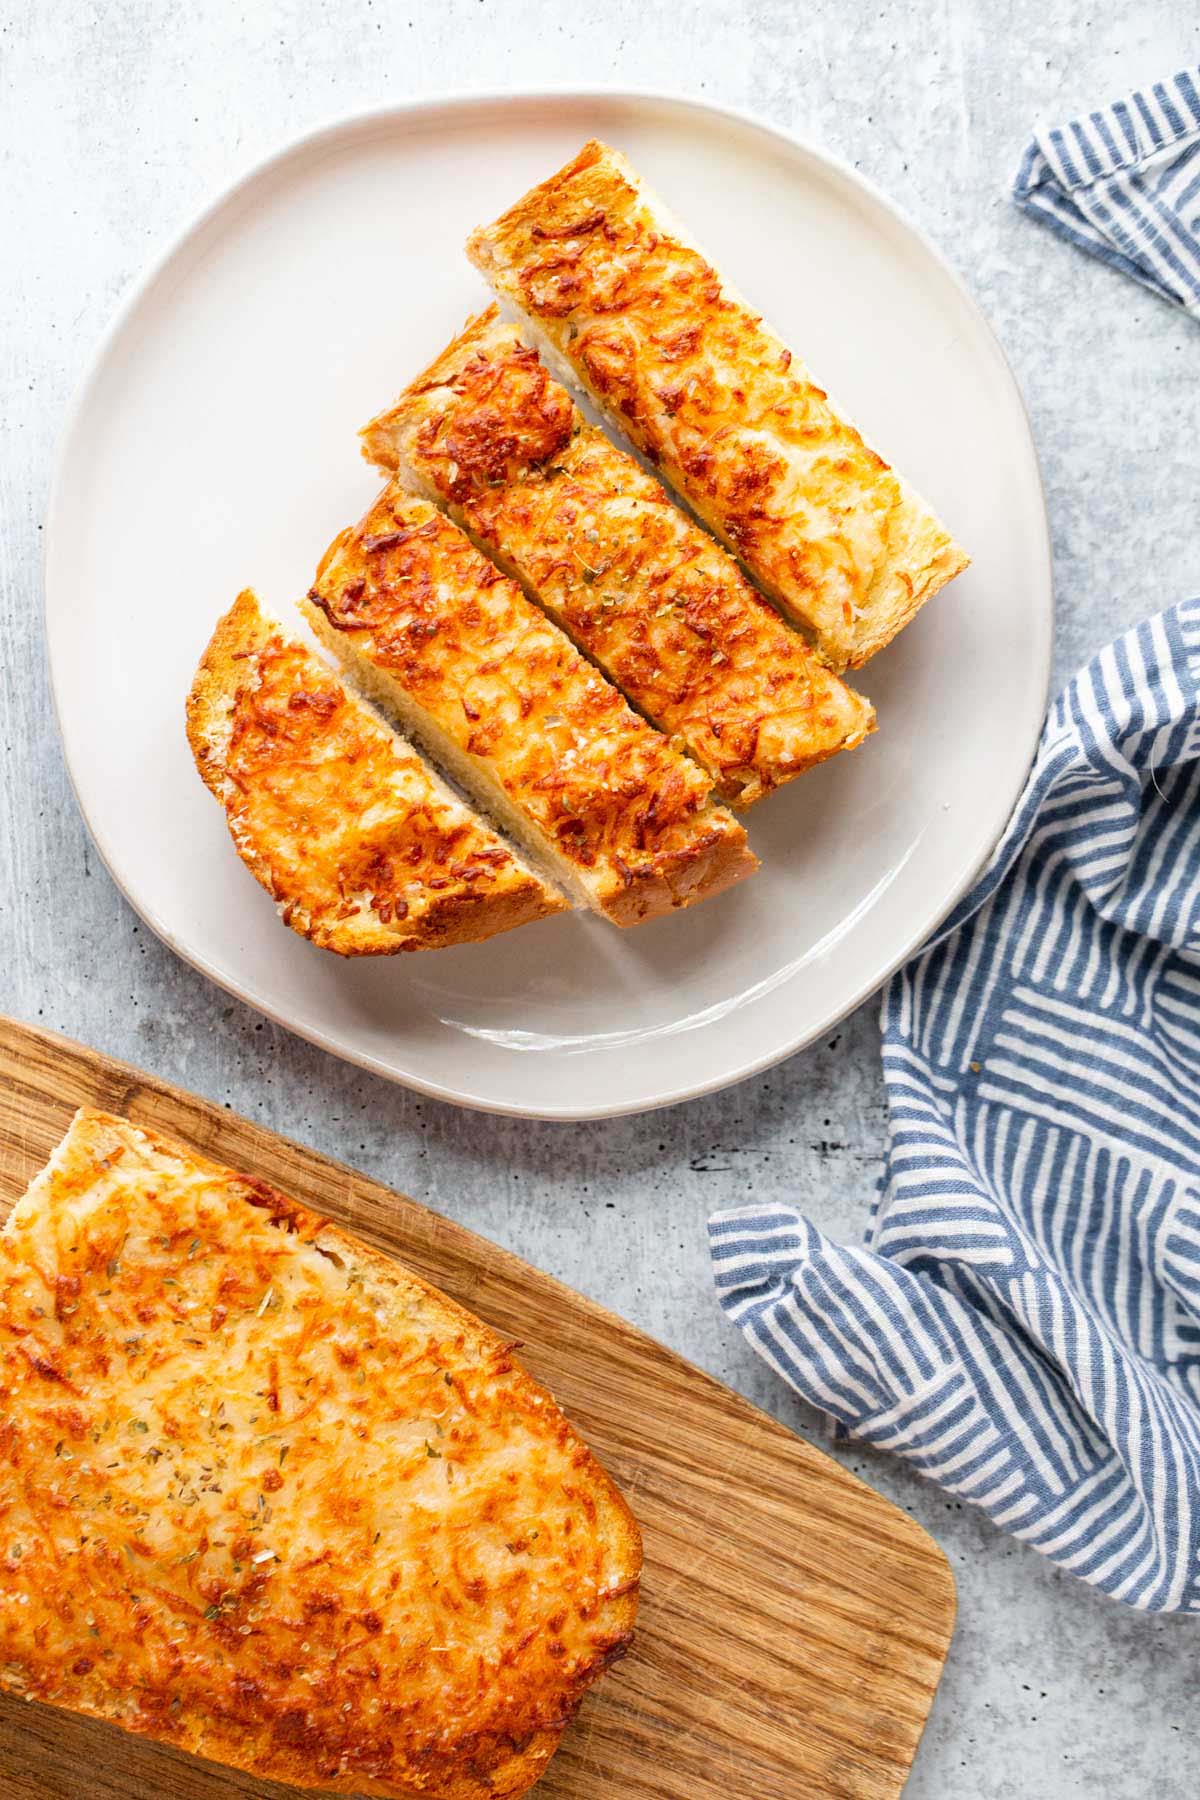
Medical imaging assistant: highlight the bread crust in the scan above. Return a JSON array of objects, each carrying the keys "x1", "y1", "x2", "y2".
[
  {"x1": 0, "y1": 1109, "x2": 641, "y2": 1797},
  {"x1": 186, "y1": 590, "x2": 565, "y2": 953},
  {"x1": 303, "y1": 490, "x2": 756, "y2": 925},
  {"x1": 467, "y1": 141, "x2": 969, "y2": 672},
  {"x1": 362, "y1": 307, "x2": 876, "y2": 806}
]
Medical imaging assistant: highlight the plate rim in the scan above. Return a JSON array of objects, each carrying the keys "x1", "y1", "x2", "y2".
[{"x1": 43, "y1": 84, "x2": 1054, "y2": 1121}]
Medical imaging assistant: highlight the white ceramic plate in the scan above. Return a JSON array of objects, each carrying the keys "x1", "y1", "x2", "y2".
[{"x1": 46, "y1": 90, "x2": 1051, "y2": 1120}]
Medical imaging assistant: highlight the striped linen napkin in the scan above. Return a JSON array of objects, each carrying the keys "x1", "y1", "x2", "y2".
[
  {"x1": 1012, "y1": 67, "x2": 1200, "y2": 319},
  {"x1": 711, "y1": 600, "x2": 1200, "y2": 1610}
]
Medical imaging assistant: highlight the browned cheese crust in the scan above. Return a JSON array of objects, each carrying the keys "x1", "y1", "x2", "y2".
[
  {"x1": 363, "y1": 307, "x2": 876, "y2": 806},
  {"x1": 186, "y1": 590, "x2": 564, "y2": 953},
  {"x1": 302, "y1": 489, "x2": 756, "y2": 926},
  {"x1": 467, "y1": 141, "x2": 969, "y2": 672},
  {"x1": 0, "y1": 1110, "x2": 642, "y2": 1796}
]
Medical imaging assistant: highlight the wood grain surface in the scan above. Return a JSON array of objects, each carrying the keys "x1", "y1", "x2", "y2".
[{"x1": 0, "y1": 1018, "x2": 955, "y2": 1799}]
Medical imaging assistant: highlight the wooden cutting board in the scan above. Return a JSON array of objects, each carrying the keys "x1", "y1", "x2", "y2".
[{"x1": 0, "y1": 1018, "x2": 955, "y2": 1799}]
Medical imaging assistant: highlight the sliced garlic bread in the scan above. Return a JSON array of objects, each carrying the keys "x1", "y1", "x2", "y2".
[
  {"x1": 362, "y1": 307, "x2": 875, "y2": 807},
  {"x1": 302, "y1": 491, "x2": 756, "y2": 926},
  {"x1": 467, "y1": 141, "x2": 968, "y2": 672},
  {"x1": 186, "y1": 589, "x2": 564, "y2": 953}
]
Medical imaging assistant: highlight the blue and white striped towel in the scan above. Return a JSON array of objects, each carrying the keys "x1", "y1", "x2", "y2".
[
  {"x1": 711, "y1": 600, "x2": 1200, "y2": 1610},
  {"x1": 1013, "y1": 67, "x2": 1200, "y2": 319}
]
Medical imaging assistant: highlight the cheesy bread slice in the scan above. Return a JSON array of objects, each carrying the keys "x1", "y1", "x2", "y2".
[
  {"x1": 467, "y1": 140, "x2": 969, "y2": 672},
  {"x1": 362, "y1": 307, "x2": 875, "y2": 807},
  {"x1": 0, "y1": 1109, "x2": 641, "y2": 1797},
  {"x1": 301, "y1": 490, "x2": 757, "y2": 926},
  {"x1": 187, "y1": 589, "x2": 565, "y2": 953}
]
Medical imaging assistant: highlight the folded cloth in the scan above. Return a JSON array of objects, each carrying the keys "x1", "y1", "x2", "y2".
[
  {"x1": 711, "y1": 599, "x2": 1200, "y2": 1611},
  {"x1": 1012, "y1": 68, "x2": 1200, "y2": 319}
]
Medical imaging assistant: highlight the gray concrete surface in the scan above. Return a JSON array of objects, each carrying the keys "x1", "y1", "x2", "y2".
[{"x1": 3, "y1": 2, "x2": 1200, "y2": 1793}]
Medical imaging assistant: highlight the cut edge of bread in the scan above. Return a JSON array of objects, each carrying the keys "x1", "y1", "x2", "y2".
[{"x1": 298, "y1": 591, "x2": 593, "y2": 911}]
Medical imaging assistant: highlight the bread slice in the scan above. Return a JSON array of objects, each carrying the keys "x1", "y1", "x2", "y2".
[
  {"x1": 186, "y1": 589, "x2": 565, "y2": 953},
  {"x1": 362, "y1": 307, "x2": 876, "y2": 808},
  {"x1": 0, "y1": 1109, "x2": 641, "y2": 1796},
  {"x1": 301, "y1": 489, "x2": 757, "y2": 926},
  {"x1": 467, "y1": 140, "x2": 969, "y2": 672}
]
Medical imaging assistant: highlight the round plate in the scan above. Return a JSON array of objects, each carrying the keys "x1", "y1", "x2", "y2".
[{"x1": 46, "y1": 91, "x2": 1052, "y2": 1120}]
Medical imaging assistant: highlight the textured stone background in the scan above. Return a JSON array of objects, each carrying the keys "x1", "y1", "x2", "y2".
[{"x1": 3, "y1": 2, "x2": 1200, "y2": 1792}]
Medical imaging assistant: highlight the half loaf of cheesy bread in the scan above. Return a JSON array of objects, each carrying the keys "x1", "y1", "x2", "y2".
[{"x1": 0, "y1": 1109, "x2": 642, "y2": 1796}]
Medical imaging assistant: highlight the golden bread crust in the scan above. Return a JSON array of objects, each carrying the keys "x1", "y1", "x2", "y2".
[
  {"x1": 467, "y1": 141, "x2": 969, "y2": 671},
  {"x1": 0, "y1": 1110, "x2": 641, "y2": 1797},
  {"x1": 304, "y1": 490, "x2": 756, "y2": 924},
  {"x1": 186, "y1": 590, "x2": 564, "y2": 953},
  {"x1": 362, "y1": 307, "x2": 876, "y2": 806}
]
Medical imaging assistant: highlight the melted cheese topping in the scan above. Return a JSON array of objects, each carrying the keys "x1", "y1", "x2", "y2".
[
  {"x1": 366, "y1": 309, "x2": 875, "y2": 807},
  {"x1": 307, "y1": 492, "x2": 755, "y2": 918},
  {"x1": 468, "y1": 141, "x2": 967, "y2": 670},
  {"x1": 188, "y1": 593, "x2": 561, "y2": 955},
  {"x1": 0, "y1": 1113, "x2": 639, "y2": 1795}
]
